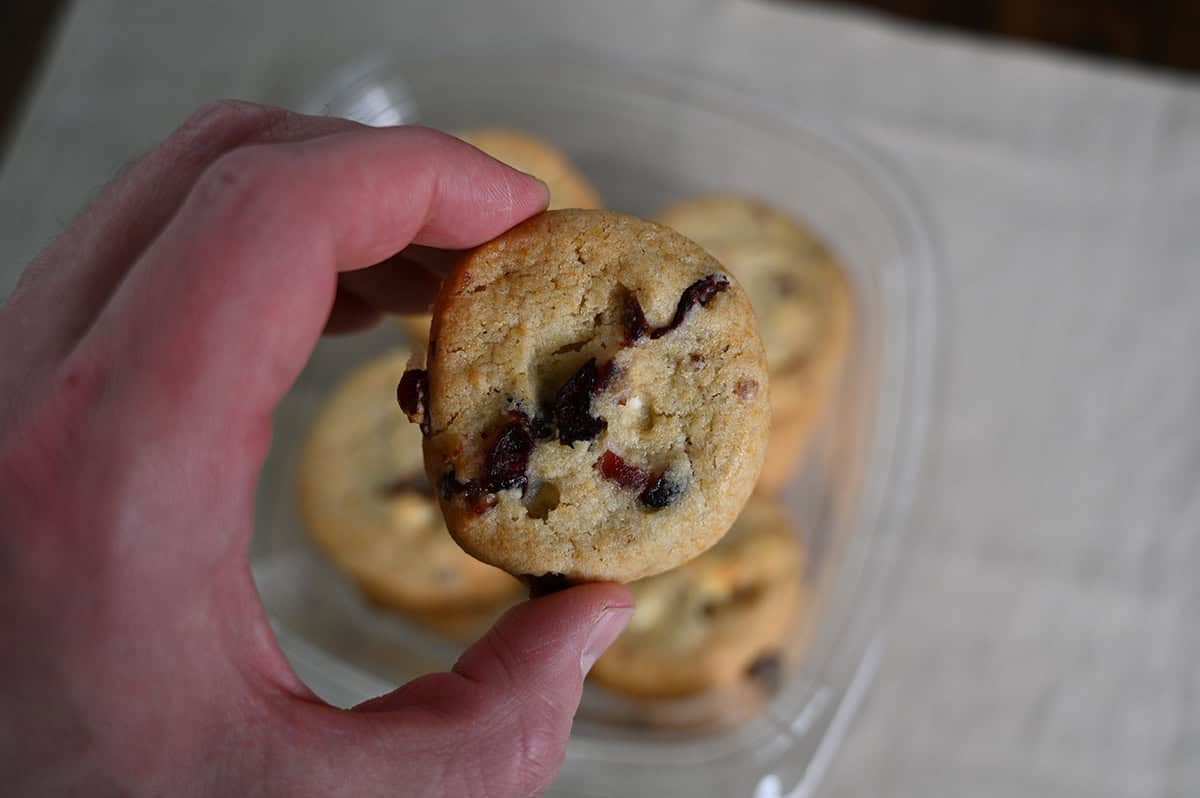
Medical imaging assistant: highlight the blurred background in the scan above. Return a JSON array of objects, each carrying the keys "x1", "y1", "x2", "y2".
[
  {"x1": 2, "y1": 1, "x2": 1198, "y2": 797},
  {"x1": 5, "y1": 0, "x2": 1200, "y2": 160}
]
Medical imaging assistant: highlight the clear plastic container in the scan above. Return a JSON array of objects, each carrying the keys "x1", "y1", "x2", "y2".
[{"x1": 252, "y1": 51, "x2": 940, "y2": 797}]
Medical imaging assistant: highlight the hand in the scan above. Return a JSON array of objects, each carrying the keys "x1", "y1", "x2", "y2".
[{"x1": 0, "y1": 101, "x2": 634, "y2": 798}]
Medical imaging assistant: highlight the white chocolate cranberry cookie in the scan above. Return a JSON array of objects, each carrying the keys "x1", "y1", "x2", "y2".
[
  {"x1": 401, "y1": 210, "x2": 770, "y2": 583},
  {"x1": 656, "y1": 196, "x2": 853, "y2": 493},
  {"x1": 589, "y1": 495, "x2": 805, "y2": 698},
  {"x1": 297, "y1": 350, "x2": 521, "y2": 616}
]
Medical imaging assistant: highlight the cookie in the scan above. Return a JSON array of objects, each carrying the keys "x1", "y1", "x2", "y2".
[
  {"x1": 297, "y1": 349, "x2": 521, "y2": 616},
  {"x1": 395, "y1": 129, "x2": 605, "y2": 343},
  {"x1": 589, "y1": 495, "x2": 805, "y2": 698},
  {"x1": 655, "y1": 196, "x2": 853, "y2": 493},
  {"x1": 403, "y1": 209, "x2": 771, "y2": 583}
]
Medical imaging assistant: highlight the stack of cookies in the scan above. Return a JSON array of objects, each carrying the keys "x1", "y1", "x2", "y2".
[{"x1": 295, "y1": 128, "x2": 853, "y2": 706}]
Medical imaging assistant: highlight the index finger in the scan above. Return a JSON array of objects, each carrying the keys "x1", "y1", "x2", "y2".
[{"x1": 78, "y1": 124, "x2": 548, "y2": 446}]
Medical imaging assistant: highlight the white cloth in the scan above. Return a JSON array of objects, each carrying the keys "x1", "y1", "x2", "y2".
[{"x1": 2, "y1": 2, "x2": 1198, "y2": 795}]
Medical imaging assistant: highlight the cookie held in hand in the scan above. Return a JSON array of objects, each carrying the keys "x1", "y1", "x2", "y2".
[{"x1": 402, "y1": 210, "x2": 770, "y2": 583}]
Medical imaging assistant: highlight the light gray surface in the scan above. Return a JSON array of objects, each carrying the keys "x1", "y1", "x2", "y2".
[{"x1": 2, "y1": 1, "x2": 1199, "y2": 796}]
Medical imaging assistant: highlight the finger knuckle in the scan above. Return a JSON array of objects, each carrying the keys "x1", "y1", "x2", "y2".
[{"x1": 192, "y1": 145, "x2": 291, "y2": 218}]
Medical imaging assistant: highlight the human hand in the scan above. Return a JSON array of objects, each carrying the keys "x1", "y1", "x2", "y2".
[{"x1": 0, "y1": 101, "x2": 633, "y2": 798}]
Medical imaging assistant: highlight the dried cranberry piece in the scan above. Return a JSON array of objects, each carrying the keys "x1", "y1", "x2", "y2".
[
  {"x1": 598, "y1": 453, "x2": 686, "y2": 509},
  {"x1": 650, "y1": 274, "x2": 730, "y2": 339},
  {"x1": 594, "y1": 359, "x2": 619, "y2": 394},
  {"x1": 522, "y1": 572, "x2": 573, "y2": 598},
  {"x1": 596, "y1": 450, "x2": 651, "y2": 491},
  {"x1": 440, "y1": 468, "x2": 496, "y2": 515},
  {"x1": 554, "y1": 359, "x2": 607, "y2": 444},
  {"x1": 639, "y1": 472, "x2": 686, "y2": 509},
  {"x1": 397, "y1": 368, "x2": 430, "y2": 435},
  {"x1": 484, "y1": 413, "x2": 534, "y2": 494},
  {"x1": 439, "y1": 413, "x2": 536, "y2": 511},
  {"x1": 623, "y1": 291, "x2": 650, "y2": 344}
]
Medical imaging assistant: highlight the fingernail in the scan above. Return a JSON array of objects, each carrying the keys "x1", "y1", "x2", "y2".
[
  {"x1": 580, "y1": 606, "x2": 634, "y2": 676},
  {"x1": 526, "y1": 174, "x2": 551, "y2": 208}
]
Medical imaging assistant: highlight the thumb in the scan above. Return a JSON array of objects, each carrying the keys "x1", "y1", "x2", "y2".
[{"x1": 352, "y1": 584, "x2": 633, "y2": 798}]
